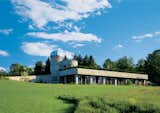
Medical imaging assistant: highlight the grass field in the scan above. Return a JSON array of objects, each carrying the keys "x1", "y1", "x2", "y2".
[{"x1": 0, "y1": 80, "x2": 160, "y2": 113}]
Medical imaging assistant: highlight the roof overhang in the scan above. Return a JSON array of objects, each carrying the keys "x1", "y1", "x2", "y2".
[{"x1": 59, "y1": 68, "x2": 148, "y2": 80}]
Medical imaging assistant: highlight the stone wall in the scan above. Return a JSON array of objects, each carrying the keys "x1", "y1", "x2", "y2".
[{"x1": 7, "y1": 75, "x2": 53, "y2": 83}]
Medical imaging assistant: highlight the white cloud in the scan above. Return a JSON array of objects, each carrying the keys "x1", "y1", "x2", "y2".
[
  {"x1": 72, "y1": 43, "x2": 85, "y2": 48},
  {"x1": 27, "y1": 31, "x2": 101, "y2": 43},
  {"x1": 132, "y1": 31, "x2": 160, "y2": 42},
  {"x1": 113, "y1": 44, "x2": 124, "y2": 50},
  {"x1": 21, "y1": 42, "x2": 57, "y2": 57},
  {"x1": 0, "y1": 29, "x2": 13, "y2": 35},
  {"x1": 65, "y1": 0, "x2": 111, "y2": 14},
  {"x1": 21, "y1": 42, "x2": 73, "y2": 58},
  {"x1": 56, "y1": 48, "x2": 74, "y2": 59},
  {"x1": 12, "y1": 0, "x2": 111, "y2": 29},
  {"x1": 132, "y1": 33, "x2": 153, "y2": 41},
  {"x1": 0, "y1": 67, "x2": 6, "y2": 72},
  {"x1": 0, "y1": 50, "x2": 9, "y2": 56}
]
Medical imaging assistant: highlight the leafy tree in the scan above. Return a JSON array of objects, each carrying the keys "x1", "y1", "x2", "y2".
[
  {"x1": 78, "y1": 55, "x2": 83, "y2": 65},
  {"x1": 0, "y1": 70, "x2": 7, "y2": 76},
  {"x1": 73, "y1": 54, "x2": 83, "y2": 67},
  {"x1": 9, "y1": 63, "x2": 33, "y2": 76},
  {"x1": 136, "y1": 59, "x2": 146, "y2": 74},
  {"x1": 34, "y1": 61, "x2": 45, "y2": 75},
  {"x1": 26, "y1": 67, "x2": 34, "y2": 75},
  {"x1": 103, "y1": 59, "x2": 114, "y2": 71},
  {"x1": 73, "y1": 54, "x2": 99, "y2": 69},
  {"x1": 88, "y1": 55, "x2": 99, "y2": 69},
  {"x1": 73, "y1": 55, "x2": 78, "y2": 60},
  {"x1": 83, "y1": 55, "x2": 89, "y2": 66},
  {"x1": 10, "y1": 63, "x2": 22, "y2": 76},
  {"x1": 44, "y1": 58, "x2": 51, "y2": 74},
  {"x1": 115, "y1": 56, "x2": 134, "y2": 72},
  {"x1": 145, "y1": 49, "x2": 160, "y2": 83}
]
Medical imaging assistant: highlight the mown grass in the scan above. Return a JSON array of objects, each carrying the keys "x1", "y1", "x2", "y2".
[{"x1": 0, "y1": 80, "x2": 160, "y2": 113}]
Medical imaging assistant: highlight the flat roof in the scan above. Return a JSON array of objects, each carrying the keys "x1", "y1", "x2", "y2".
[{"x1": 59, "y1": 68, "x2": 148, "y2": 80}]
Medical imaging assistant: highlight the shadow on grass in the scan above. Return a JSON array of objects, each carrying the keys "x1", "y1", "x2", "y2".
[
  {"x1": 58, "y1": 96, "x2": 160, "y2": 113},
  {"x1": 57, "y1": 95, "x2": 79, "y2": 113}
]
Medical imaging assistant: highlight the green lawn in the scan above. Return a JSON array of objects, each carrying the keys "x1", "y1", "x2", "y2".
[{"x1": 0, "y1": 80, "x2": 160, "y2": 113}]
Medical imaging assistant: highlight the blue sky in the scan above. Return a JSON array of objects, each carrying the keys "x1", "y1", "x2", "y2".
[{"x1": 0, "y1": 0, "x2": 160, "y2": 71}]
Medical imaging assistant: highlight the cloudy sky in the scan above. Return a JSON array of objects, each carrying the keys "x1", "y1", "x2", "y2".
[{"x1": 0, "y1": 0, "x2": 160, "y2": 71}]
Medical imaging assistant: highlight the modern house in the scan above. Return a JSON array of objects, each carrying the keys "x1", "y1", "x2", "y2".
[{"x1": 50, "y1": 51, "x2": 148, "y2": 85}]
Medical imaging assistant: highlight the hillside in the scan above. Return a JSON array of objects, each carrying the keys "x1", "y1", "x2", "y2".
[{"x1": 0, "y1": 80, "x2": 160, "y2": 113}]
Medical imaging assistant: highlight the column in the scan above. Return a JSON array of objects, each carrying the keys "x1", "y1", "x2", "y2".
[
  {"x1": 111, "y1": 78, "x2": 114, "y2": 85},
  {"x1": 80, "y1": 75, "x2": 82, "y2": 84},
  {"x1": 103, "y1": 77, "x2": 106, "y2": 84},
  {"x1": 109, "y1": 78, "x2": 112, "y2": 85},
  {"x1": 75, "y1": 75, "x2": 79, "y2": 84},
  {"x1": 64, "y1": 76, "x2": 67, "y2": 84},
  {"x1": 89, "y1": 76, "x2": 93, "y2": 84},
  {"x1": 125, "y1": 79, "x2": 128, "y2": 85},
  {"x1": 143, "y1": 80, "x2": 146, "y2": 86},
  {"x1": 114, "y1": 78, "x2": 117, "y2": 86},
  {"x1": 98, "y1": 77, "x2": 101, "y2": 84},
  {"x1": 135, "y1": 80, "x2": 138, "y2": 85},
  {"x1": 85, "y1": 76, "x2": 87, "y2": 84},
  {"x1": 93, "y1": 76, "x2": 96, "y2": 84}
]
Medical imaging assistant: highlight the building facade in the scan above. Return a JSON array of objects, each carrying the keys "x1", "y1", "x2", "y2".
[{"x1": 50, "y1": 51, "x2": 148, "y2": 85}]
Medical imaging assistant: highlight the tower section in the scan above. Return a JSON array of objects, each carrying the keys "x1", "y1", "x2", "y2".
[{"x1": 50, "y1": 51, "x2": 63, "y2": 74}]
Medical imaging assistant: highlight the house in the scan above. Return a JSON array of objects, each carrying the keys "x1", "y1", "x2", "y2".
[{"x1": 50, "y1": 51, "x2": 148, "y2": 85}]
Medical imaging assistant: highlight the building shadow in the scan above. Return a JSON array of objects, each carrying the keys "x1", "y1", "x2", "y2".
[{"x1": 57, "y1": 95, "x2": 79, "y2": 113}]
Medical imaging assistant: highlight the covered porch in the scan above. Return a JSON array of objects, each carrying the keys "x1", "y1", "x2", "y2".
[
  {"x1": 59, "y1": 74, "x2": 147, "y2": 85},
  {"x1": 58, "y1": 68, "x2": 148, "y2": 85}
]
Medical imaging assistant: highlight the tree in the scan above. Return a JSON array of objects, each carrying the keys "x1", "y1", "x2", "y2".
[
  {"x1": 103, "y1": 59, "x2": 114, "y2": 71},
  {"x1": 44, "y1": 58, "x2": 51, "y2": 74},
  {"x1": 83, "y1": 55, "x2": 89, "y2": 66},
  {"x1": 73, "y1": 54, "x2": 78, "y2": 61},
  {"x1": 0, "y1": 70, "x2": 7, "y2": 76},
  {"x1": 25, "y1": 67, "x2": 34, "y2": 75},
  {"x1": 145, "y1": 49, "x2": 160, "y2": 83},
  {"x1": 136, "y1": 59, "x2": 146, "y2": 74},
  {"x1": 73, "y1": 54, "x2": 83, "y2": 67},
  {"x1": 10, "y1": 63, "x2": 22, "y2": 76},
  {"x1": 34, "y1": 61, "x2": 45, "y2": 75},
  {"x1": 73, "y1": 54, "x2": 99, "y2": 69},
  {"x1": 9, "y1": 63, "x2": 33, "y2": 76},
  {"x1": 115, "y1": 56, "x2": 134, "y2": 72},
  {"x1": 88, "y1": 55, "x2": 99, "y2": 69}
]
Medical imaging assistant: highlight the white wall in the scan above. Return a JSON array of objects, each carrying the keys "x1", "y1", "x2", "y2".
[{"x1": 7, "y1": 75, "x2": 53, "y2": 83}]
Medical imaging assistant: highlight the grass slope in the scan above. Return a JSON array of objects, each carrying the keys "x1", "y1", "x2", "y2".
[{"x1": 0, "y1": 80, "x2": 160, "y2": 113}]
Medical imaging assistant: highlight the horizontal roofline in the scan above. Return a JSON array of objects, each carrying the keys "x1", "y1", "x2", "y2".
[{"x1": 59, "y1": 68, "x2": 148, "y2": 80}]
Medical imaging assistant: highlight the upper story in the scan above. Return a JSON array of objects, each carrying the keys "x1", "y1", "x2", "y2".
[{"x1": 50, "y1": 51, "x2": 78, "y2": 73}]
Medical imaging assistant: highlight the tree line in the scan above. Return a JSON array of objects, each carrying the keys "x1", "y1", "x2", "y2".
[
  {"x1": 0, "y1": 58, "x2": 51, "y2": 76},
  {"x1": 0, "y1": 49, "x2": 160, "y2": 84}
]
